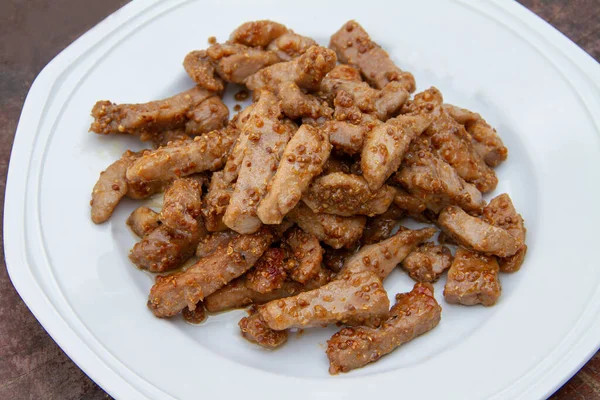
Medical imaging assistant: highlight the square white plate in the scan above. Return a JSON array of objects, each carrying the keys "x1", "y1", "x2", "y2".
[{"x1": 5, "y1": 0, "x2": 600, "y2": 399}]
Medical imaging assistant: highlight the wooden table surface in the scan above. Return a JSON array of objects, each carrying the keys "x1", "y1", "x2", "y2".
[{"x1": 1, "y1": 1, "x2": 599, "y2": 398}]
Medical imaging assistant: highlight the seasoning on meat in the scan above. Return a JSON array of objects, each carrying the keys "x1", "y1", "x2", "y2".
[
  {"x1": 401, "y1": 242, "x2": 453, "y2": 282},
  {"x1": 127, "y1": 206, "x2": 161, "y2": 237}
]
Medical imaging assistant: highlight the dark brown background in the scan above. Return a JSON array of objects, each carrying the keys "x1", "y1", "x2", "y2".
[{"x1": 1, "y1": 1, "x2": 599, "y2": 398}]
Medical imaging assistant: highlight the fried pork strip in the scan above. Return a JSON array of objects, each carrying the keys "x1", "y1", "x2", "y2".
[
  {"x1": 196, "y1": 230, "x2": 240, "y2": 258},
  {"x1": 286, "y1": 202, "x2": 366, "y2": 249},
  {"x1": 329, "y1": 20, "x2": 416, "y2": 92},
  {"x1": 361, "y1": 114, "x2": 431, "y2": 190},
  {"x1": 482, "y1": 194, "x2": 527, "y2": 272},
  {"x1": 259, "y1": 269, "x2": 390, "y2": 330},
  {"x1": 302, "y1": 173, "x2": 396, "y2": 217},
  {"x1": 148, "y1": 227, "x2": 276, "y2": 318},
  {"x1": 129, "y1": 178, "x2": 204, "y2": 272},
  {"x1": 444, "y1": 247, "x2": 501, "y2": 306},
  {"x1": 278, "y1": 82, "x2": 333, "y2": 119},
  {"x1": 229, "y1": 20, "x2": 288, "y2": 48},
  {"x1": 223, "y1": 91, "x2": 294, "y2": 234},
  {"x1": 282, "y1": 227, "x2": 324, "y2": 284},
  {"x1": 267, "y1": 31, "x2": 318, "y2": 60},
  {"x1": 437, "y1": 205, "x2": 521, "y2": 257},
  {"x1": 401, "y1": 242, "x2": 453, "y2": 283},
  {"x1": 183, "y1": 50, "x2": 225, "y2": 92},
  {"x1": 185, "y1": 96, "x2": 229, "y2": 134},
  {"x1": 360, "y1": 204, "x2": 405, "y2": 245},
  {"x1": 239, "y1": 309, "x2": 288, "y2": 349},
  {"x1": 246, "y1": 248, "x2": 288, "y2": 294},
  {"x1": 257, "y1": 124, "x2": 331, "y2": 225},
  {"x1": 127, "y1": 206, "x2": 161, "y2": 237},
  {"x1": 206, "y1": 43, "x2": 282, "y2": 84},
  {"x1": 90, "y1": 86, "x2": 216, "y2": 135},
  {"x1": 341, "y1": 227, "x2": 437, "y2": 279},
  {"x1": 326, "y1": 282, "x2": 441, "y2": 374},
  {"x1": 245, "y1": 46, "x2": 337, "y2": 92}
]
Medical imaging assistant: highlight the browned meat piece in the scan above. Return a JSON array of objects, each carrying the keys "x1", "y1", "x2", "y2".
[
  {"x1": 223, "y1": 91, "x2": 294, "y2": 234},
  {"x1": 361, "y1": 114, "x2": 431, "y2": 190},
  {"x1": 483, "y1": 194, "x2": 527, "y2": 272},
  {"x1": 90, "y1": 86, "x2": 215, "y2": 136},
  {"x1": 150, "y1": 129, "x2": 191, "y2": 149},
  {"x1": 437, "y1": 205, "x2": 520, "y2": 258},
  {"x1": 90, "y1": 150, "x2": 140, "y2": 224},
  {"x1": 201, "y1": 171, "x2": 232, "y2": 232},
  {"x1": 324, "y1": 120, "x2": 366, "y2": 155},
  {"x1": 444, "y1": 247, "x2": 501, "y2": 306},
  {"x1": 408, "y1": 88, "x2": 497, "y2": 193},
  {"x1": 342, "y1": 227, "x2": 437, "y2": 279},
  {"x1": 148, "y1": 227, "x2": 276, "y2": 318},
  {"x1": 129, "y1": 178, "x2": 204, "y2": 272},
  {"x1": 329, "y1": 20, "x2": 415, "y2": 92},
  {"x1": 185, "y1": 97, "x2": 229, "y2": 134},
  {"x1": 267, "y1": 31, "x2": 318, "y2": 60},
  {"x1": 246, "y1": 248, "x2": 288, "y2": 294},
  {"x1": 443, "y1": 104, "x2": 507, "y2": 167},
  {"x1": 302, "y1": 173, "x2": 396, "y2": 217},
  {"x1": 206, "y1": 43, "x2": 281, "y2": 84},
  {"x1": 287, "y1": 202, "x2": 366, "y2": 249},
  {"x1": 126, "y1": 127, "x2": 239, "y2": 185},
  {"x1": 401, "y1": 242, "x2": 453, "y2": 282},
  {"x1": 259, "y1": 269, "x2": 389, "y2": 330},
  {"x1": 361, "y1": 204, "x2": 405, "y2": 245},
  {"x1": 394, "y1": 138, "x2": 485, "y2": 215},
  {"x1": 204, "y1": 266, "x2": 332, "y2": 312},
  {"x1": 229, "y1": 20, "x2": 288, "y2": 48},
  {"x1": 392, "y1": 187, "x2": 427, "y2": 216},
  {"x1": 325, "y1": 64, "x2": 362, "y2": 82},
  {"x1": 245, "y1": 46, "x2": 337, "y2": 93},
  {"x1": 257, "y1": 124, "x2": 331, "y2": 225},
  {"x1": 321, "y1": 78, "x2": 409, "y2": 121},
  {"x1": 239, "y1": 309, "x2": 288, "y2": 349},
  {"x1": 183, "y1": 50, "x2": 224, "y2": 92},
  {"x1": 323, "y1": 245, "x2": 358, "y2": 273},
  {"x1": 127, "y1": 206, "x2": 160, "y2": 237},
  {"x1": 278, "y1": 82, "x2": 333, "y2": 119},
  {"x1": 182, "y1": 303, "x2": 207, "y2": 324},
  {"x1": 282, "y1": 227, "x2": 323, "y2": 284},
  {"x1": 326, "y1": 282, "x2": 441, "y2": 374},
  {"x1": 196, "y1": 230, "x2": 240, "y2": 258}
]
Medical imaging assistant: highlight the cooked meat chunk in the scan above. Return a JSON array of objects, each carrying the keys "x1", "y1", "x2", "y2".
[
  {"x1": 259, "y1": 269, "x2": 389, "y2": 330},
  {"x1": 245, "y1": 46, "x2": 337, "y2": 93},
  {"x1": 223, "y1": 91, "x2": 294, "y2": 234},
  {"x1": 443, "y1": 104, "x2": 507, "y2": 167},
  {"x1": 408, "y1": 88, "x2": 497, "y2": 193},
  {"x1": 183, "y1": 50, "x2": 224, "y2": 92},
  {"x1": 302, "y1": 173, "x2": 396, "y2": 217},
  {"x1": 246, "y1": 248, "x2": 288, "y2": 294},
  {"x1": 90, "y1": 150, "x2": 139, "y2": 224},
  {"x1": 185, "y1": 96, "x2": 229, "y2": 134},
  {"x1": 127, "y1": 206, "x2": 161, "y2": 237},
  {"x1": 278, "y1": 82, "x2": 333, "y2": 119},
  {"x1": 392, "y1": 187, "x2": 427, "y2": 216},
  {"x1": 342, "y1": 227, "x2": 437, "y2": 279},
  {"x1": 201, "y1": 171, "x2": 232, "y2": 232},
  {"x1": 321, "y1": 78, "x2": 409, "y2": 121},
  {"x1": 282, "y1": 227, "x2": 323, "y2": 284},
  {"x1": 206, "y1": 43, "x2": 281, "y2": 84},
  {"x1": 257, "y1": 124, "x2": 331, "y2": 225},
  {"x1": 204, "y1": 267, "x2": 332, "y2": 312},
  {"x1": 150, "y1": 129, "x2": 191, "y2": 149},
  {"x1": 325, "y1": 64, "x2": 362, "y2": 82},
  {"x1": 401, "y1": 242, "x2": 453, "y2": 282},
  {"x1": 437, "y1": 205, "x2": 521, "y2": 257},
  {"x1": 229, "y1": 20, "x2": 288, "y2": 48},
  {"x1": 267, "y1": 31, "x2": 318, "y2": 60},
  {"x1": 196, "y1": 230, "x2": 240, "y2": 258},
  {"x1": 395, "y1": 138, "x2": 485, "y2": 215},
  {"x1": 361, "y1": 204, "x2": 404, "y2": 245},
  {"x1": 444, "y1": 247, "x2": 501, "y2": 306},
  {"x1": 126, "y1": 127, "x2": 239, "y2": 185},
  {"x1": 239, "y1": 309, "x2": 288, "y2": 349},
  {"x1": 129, "y1": 178, "x2": 204, "y2": 272},
  {"x1": 329, "y1": 20, "x2": 415, "y2": 92},
  {"x1": 182, "y1": 303, "x2": 207, "y2": 324},
  {"x1": 90, "y1": 86, "x2": 215, "y2": 136},
  {"x1": 327, "y1": 282, "x2": 440, "y2": 374},
  {"x1": 483, "y1": 194, "x2": 527, "y2": 272},
  {"x1": 361, "y1": 114, "x2": 431, "y2": 190},
  {"x1": 324, "y1": 121, "x2": 366, "y2": 155},
  {"x1": 148, "y1": 227, "x2": 276, "y2": 317},
  {"x1": 287, "y1": 202, "x2": 366, "y2": 249}
]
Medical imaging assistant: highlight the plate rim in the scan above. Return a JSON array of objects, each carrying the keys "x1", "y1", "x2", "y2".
[{"x1": 4, "y1": 1, "x2": 600, "y2": 399}]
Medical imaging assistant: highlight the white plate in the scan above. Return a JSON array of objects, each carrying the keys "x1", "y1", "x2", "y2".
[{"x1": 5, "y1": 0, "x2": 600, "y2": 399}]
